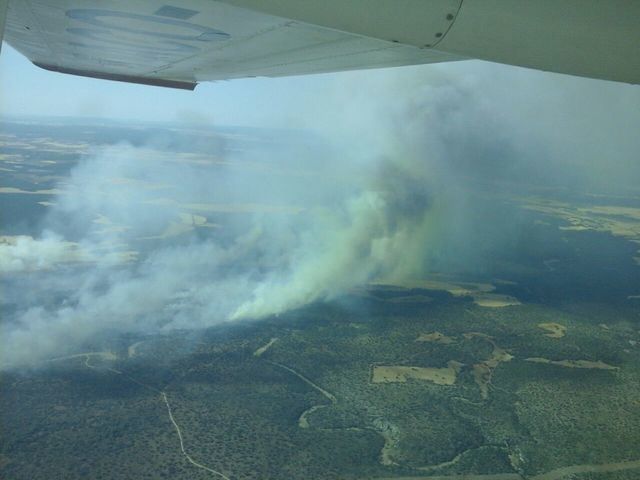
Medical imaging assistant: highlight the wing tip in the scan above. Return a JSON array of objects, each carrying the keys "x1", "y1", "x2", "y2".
[{"x1": 33, "y1": 62, "x2": 197, "y2": 90}]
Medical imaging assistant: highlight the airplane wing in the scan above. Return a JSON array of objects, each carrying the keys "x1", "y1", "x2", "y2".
[{"x1": 1, "y1": 0, "x2": 639, "y2": 89}]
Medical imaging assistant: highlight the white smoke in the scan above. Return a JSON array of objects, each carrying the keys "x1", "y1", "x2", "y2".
[{"x1": 0, "y1": 234, "x2": 89, "y2": 272}]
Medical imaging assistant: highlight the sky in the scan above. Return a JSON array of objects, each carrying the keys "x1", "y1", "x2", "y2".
[
  {"x1": 2, "y1": 40, "x2": 640, "y2": 136},
  {"x1": 0, "y1": 42, "x2": 340, "y2": 126}
]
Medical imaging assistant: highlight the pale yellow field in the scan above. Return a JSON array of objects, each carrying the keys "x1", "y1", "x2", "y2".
[
  {"x1": 375, "y1": 275, "x2": 521, "y2": 309},
  {"x1": 408, "y1": 279, "x2": 495, "y2": 297},
  {"x1": 186, "y1": 202, "x2": 303, "y2": 214},
  {"x1": 537, "y1": 322, "x2": 567, "y2": 338},
  {"x1": 385, "y1": 295, "x2": 433, "y2": 304},
  {"x1": 472, "y1": 293, "x2": 521, "y2": 308},
  {"x1": 520, "y1": 197, "x2": 640, "y2": 264},
  {"x1": 525, "y1": 357, "x2": 618, "y2": 370},
  {"x1": 0, "y1": 187, "x2": 64, "y2": 195},
  {"x1": 372, "y1": 361, "x2": 463, "y2": 386}
]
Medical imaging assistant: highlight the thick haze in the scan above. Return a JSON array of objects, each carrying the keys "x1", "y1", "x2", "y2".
[{"x1": 1, "y1": 52, "x2": 640, "y2": 367}]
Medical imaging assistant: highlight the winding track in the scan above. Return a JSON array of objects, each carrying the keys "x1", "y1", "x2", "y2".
[
  {"x1": 267, "y1": 360, "x2": 336, "y2": 403},
  {"x1": 84, "y1": 355, "x2": 231, "y2": 479},
  {"x1": 162, "y1": 392, "x2": 231, "y2": 480}
]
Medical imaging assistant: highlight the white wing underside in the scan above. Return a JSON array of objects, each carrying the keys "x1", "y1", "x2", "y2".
[
  {"x1": 5, "y1": 0, "x2": 639, "y2": 87},
  {"x1": 3, "y1": 0, "x2": 460, "y2": 89}
]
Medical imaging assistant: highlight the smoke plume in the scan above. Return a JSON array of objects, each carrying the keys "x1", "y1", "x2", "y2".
[{"x1": 2, "y1": 61, "x2": 639, "y2": 367}]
